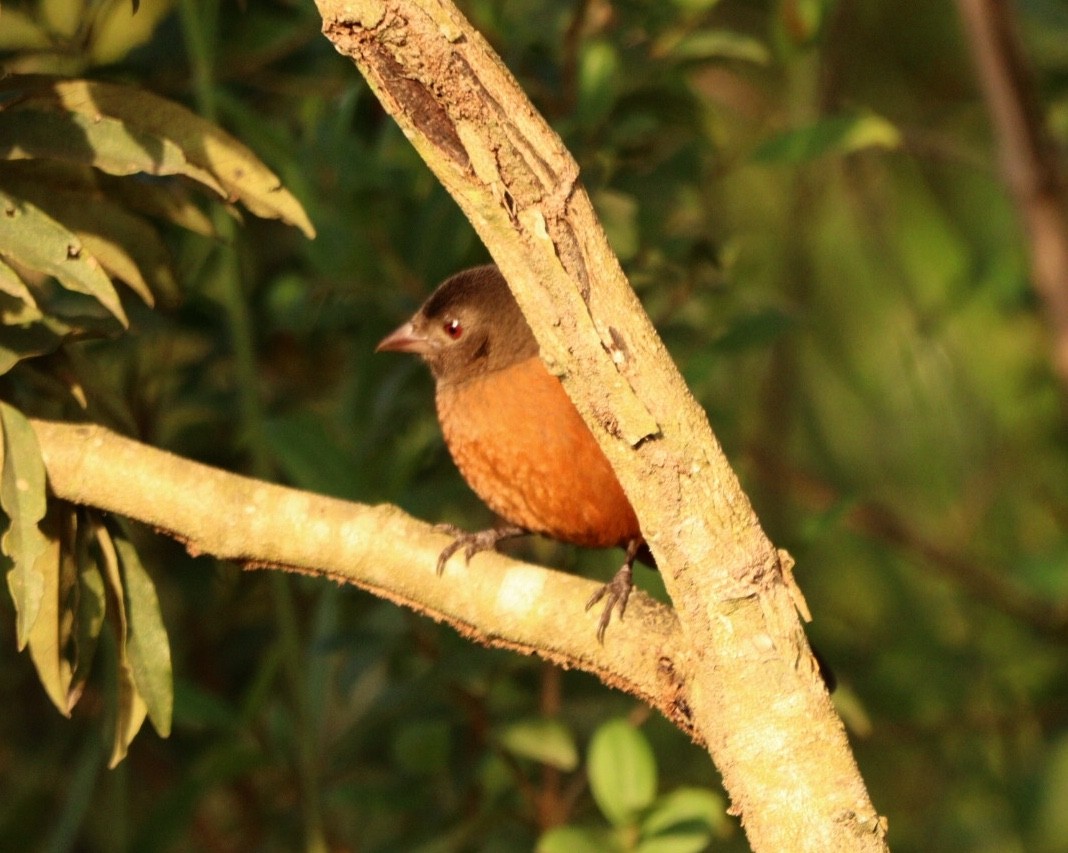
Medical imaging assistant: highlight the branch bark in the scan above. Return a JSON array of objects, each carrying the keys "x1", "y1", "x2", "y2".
[
  {"x1": 314, "y1": 1, "x2": 886, "y2": 850},
  {"x1": 31, "y1": 419, "x2": 693, "y2": 732},
  {"x1": 955, "y1": 0, "x2": 1068, "y2": 391}
]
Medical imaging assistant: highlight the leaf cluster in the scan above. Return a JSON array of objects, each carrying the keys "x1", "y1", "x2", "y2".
[{"x1": 0, "y1": 48, "x2": 312, "y2": 770}]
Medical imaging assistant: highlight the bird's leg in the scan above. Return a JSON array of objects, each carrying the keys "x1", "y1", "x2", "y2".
[
  {"x1": 435, "y1": 523, "x2": 528, "y2": 575},
  {"x1": 585, "y1": 538, "x2": 643, "y2": 643}
]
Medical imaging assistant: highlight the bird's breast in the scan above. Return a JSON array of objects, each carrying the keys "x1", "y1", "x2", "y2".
[{"x1": 435, "y1": 356, "x2": 640, "y2": 548}]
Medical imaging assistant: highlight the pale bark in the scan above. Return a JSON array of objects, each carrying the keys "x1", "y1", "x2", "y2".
[
  {"x1": 31, "y1": 419, "x2": 693, "y2": 732},
  {"x1": 312, "y1": 1, "x2": 887, "y2": 850}
]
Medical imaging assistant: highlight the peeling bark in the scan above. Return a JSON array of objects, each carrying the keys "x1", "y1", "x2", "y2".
[{"x1": 314, "y1": 1, "x2": 887, "y2": 850}]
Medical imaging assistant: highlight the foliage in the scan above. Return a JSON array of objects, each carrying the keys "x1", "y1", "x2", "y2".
[
  {"x1": 0, "y1": 32, "x2": 312, "y2": 771},
  {"x1": 1, "y1": 0, "x2": 1068, "y2": 851}
]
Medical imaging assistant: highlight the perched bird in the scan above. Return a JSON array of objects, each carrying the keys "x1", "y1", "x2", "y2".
[{"x1": 377, "y1": 265, "x2": 645, "y2": 641}]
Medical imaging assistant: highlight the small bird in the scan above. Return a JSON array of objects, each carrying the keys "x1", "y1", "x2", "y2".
[{"x1": 377, "y1": 265, "x2": 645, "y2": 641}]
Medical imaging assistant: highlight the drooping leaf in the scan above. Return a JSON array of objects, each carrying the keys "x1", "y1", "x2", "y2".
[
  {"x1": 753, "y1": 111, "x2": 901, "y2": 164},
  {"x1": 114, "y1": 530, "x2": 173, "y2": 737},
  {"x1": 4, "y1": 76, "x2": 315, "y2": 237},
  {"x1": 0, "y1": 189, "x2": 128, "y2": 325},
  {"x1": 0, "y1": 8, "x2": 51, "y2": 52},
  {"x1": 0, "y1": 171, "x2": 179, "y2": 305},
  {"x1": 98, "y1": 173, "x2": 216, "y2": 237},
  {"x1": 91, "y1": 518, "x2": 148, "y2": 767},
  {"x1": 0, "y1": 321, "x2": 64, "y2": 374},
  {"x1": 69, "y1": 510, "x2": 106, "y2": 711},
  {"x1": 0, "y1": 256, "x2": 41, "y2": 318},
  {"x1": 588, "y1": 718, "x2": 658, "y2": 827},
  {"x1": 0, "y1": 108, "x2": 223, "y2": 192},
  {"x1": 0, "y1": 402, "x2": 49, "y2": 649},
  {"x1": 26, "y1": 503, "x2": 77, "y2": 717},
  {"x1": 496, "y1": 717, "x2": 579, "y2": 771},
  {"x1": 90, "y1": 0, "x2": 176, "y2": 66}
]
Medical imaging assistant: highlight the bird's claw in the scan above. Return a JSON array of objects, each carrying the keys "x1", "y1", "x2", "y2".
[
  {"x1": 435, "y1": 525, "x2": 527, "y2": 576},
  {"x1": 585, "y1": 563, "x2": 634, "y2": 643}
]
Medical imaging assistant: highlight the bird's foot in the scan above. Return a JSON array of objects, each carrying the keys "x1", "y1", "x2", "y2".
[
  {"x1": 435, "y1": 524, "x2": 527, "y2": 576},
  {"x1": 585, "y1": 564, "x2": 634, "y2": 644},
  {"x1": 585, "y1": 539, "x2": 643, "y2": 643}
]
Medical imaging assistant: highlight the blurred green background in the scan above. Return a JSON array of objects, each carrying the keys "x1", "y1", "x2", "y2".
[{"x1": 3, "y1": 0, "x2": 1068, "y2": 850}]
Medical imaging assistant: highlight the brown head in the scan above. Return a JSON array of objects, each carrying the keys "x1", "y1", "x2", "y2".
[{"x1": 376, "y1": 266, "x2": 539, "y2": 386}]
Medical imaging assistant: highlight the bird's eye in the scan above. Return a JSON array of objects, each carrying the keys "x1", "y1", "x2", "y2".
[{"x1": 443, "y1": 319, "x2": 463, "y2": 340}]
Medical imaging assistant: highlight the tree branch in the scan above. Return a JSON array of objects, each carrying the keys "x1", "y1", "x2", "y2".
[
  {"x1": 955, "y1": 0, "x2": 1068, "y2": 391},
  {"x1": 31, "y1": 418, "x2": 694, "y2": 733},
  {"x1": 314, "y1": 1, "x2": 886, "y2": 850}
]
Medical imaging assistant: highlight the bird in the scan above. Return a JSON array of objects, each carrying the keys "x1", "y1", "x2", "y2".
[{"x1": 376, "y1": 264, "x2": 646, "y2": 642}]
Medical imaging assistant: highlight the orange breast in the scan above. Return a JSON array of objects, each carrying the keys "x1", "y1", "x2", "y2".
[{"x1": 435, "y1": 356, "x2": 640, "y2": 548}]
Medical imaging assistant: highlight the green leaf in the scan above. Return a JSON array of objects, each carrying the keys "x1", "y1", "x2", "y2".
[
  {"x1": 671, "y1": 0, "x2": 722, "y2": 11},
  {"x1": 92, "y1": 519, "x2": 148, "y2": 767},
  {"x1": 639, "y1": 787, "x2": 728, "y2": 853},
  {"x1": 537, "y1": 825, "x2": 620, "y2": 853},
  {"x1": 0, "y1": 8, "x2": 51, "y2": 51},
  {"x1": 0, "y1": 108, "x2": 223, "y2": 191},
  {"x1": 0, "y1": 189, "x2": 128, "y2": 325},
  {"x1": 25, "y1": 504, "x2": 80, "y2": 717},
  {"x1": 588, "y1": 718, "x2": 658, "y2": 827},
  {"x1": 0, "y1": 402, "x2": 49, "y2": 649},
  {"x1": 753, "y1": 111, "x2": 901, "y2": 164},
  {"x1": 496, "y1": 717, "x2": 579, "y2": 771},
  {"x1": 594, "y1": 190, "x2": 640, "y2": 262},
  {"x1": 114, "y1": 530, "x2": 173, "y2": 737},
  {"x1": 69, "y1": 511, "x2": 106, "y2": 711},
  {"x1": 0, "y1": 256, "x2": 42, "y2": 320},
  {"x1": 0, "y1": 170, "x2": 179, "y2": 306},
  {"x1": 0, "y1": 322, "x2": 63, "y2": 375},
  {"x1": 5, "y1": 76, "x2": 316, "y2": 237},
  {"x1": 666, "y1": 30, "x2": 770, "y2": 64},
  {"x1": 578, "y1": 40, "x2": 621, "y2": 128},
  {"x1": 98, "y1": 173, "x2": 216, "y2": 237}
]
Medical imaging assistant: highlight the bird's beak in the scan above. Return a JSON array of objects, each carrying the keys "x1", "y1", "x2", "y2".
[{"x1": 375, "y1": 321, "x2": 431, "y2": 355}]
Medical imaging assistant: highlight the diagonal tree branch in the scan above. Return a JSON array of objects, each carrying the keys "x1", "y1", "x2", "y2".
[
  {"x1": 31, "y1": 418, "x2": 695, "y2": 734},
  {"x1": 314, "y1": 1, "x2": 886, "y2": 850}
]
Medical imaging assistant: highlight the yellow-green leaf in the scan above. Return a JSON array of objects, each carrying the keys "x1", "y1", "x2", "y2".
[
  {"x1": 0, "y1": 323, "x2": 64, "y2": 374},
  {"x1": 99, "y1": 174, "x2": 216, "y2": 238},
  {"x1": 114, "y1": 531, "x2": 173, "y2": 737},
  {"x1": 0, "y1": 108, "x2": 223, "y2": 193},
  {"x1": 0, "y1": 174, "x2": 179, "y2": 306},
  {"x1": 0, "y1": 402, "x2": 49, "y2": 648},
  {"x1": 0, "y1": 190, "x2": 128, "y2": 325},
  {"x1": 588, "y1": 718, "x2": 658, "y2": 827},
  {"x1": 92, "y1": 519, "x2": 147, "y2": 767},
  {"x1": 753, "y1": 111, "x2": 902, "y2": 164},
  {"x1": 89, "y1": 0, "x2": 176, "y2": 66},
  {"x1": 0, "y1": 257, "x2": 43, "y2": 324},
  {"x1": 0, "y1": 8, "x2": 52, "y2": 51},
  {"x1": 663, "y1": 30, "x2": 770, "y2": 64},
  {"x1": 69, "y1": 511, "x2": 106, "y2": 711},
  {"x1": 496, "y1": 718, "x2": 579, "y2": 771},
  {"x1": 26, "y1": 503, "x2": 78, "y2": 716},
  {"x1": 8, "y1": 77, "x2": 315, "y2": 237}
]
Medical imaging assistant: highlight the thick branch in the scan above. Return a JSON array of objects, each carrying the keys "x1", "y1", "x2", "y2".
[
  {"x1": 955, "y1": 0, "x2": 1068, "y2": 390},
  {"x1": 31, "y1": 418, "x2": 694, "y2": 733},
  {"x1": 314, "y1": 1, "x2": 886, "y2": 850}
]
